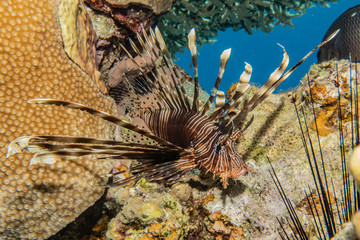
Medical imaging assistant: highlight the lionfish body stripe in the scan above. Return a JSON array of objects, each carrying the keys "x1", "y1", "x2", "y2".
[{"x1": 7, "y1": 28, "x2": 339, "y2": 188}]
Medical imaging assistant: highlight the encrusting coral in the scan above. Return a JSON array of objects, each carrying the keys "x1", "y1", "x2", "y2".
[
  {"x1": 158, "y1": 0, "x2": 339, "y2": 56},
  {"x1": 301, "y1": 59, "x2": 354, "y2": 136},
  {"x1": 0, "y1": 0, "x2": 117, "y2": 239}
]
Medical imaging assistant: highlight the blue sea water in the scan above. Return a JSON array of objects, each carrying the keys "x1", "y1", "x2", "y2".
[{"x1": 175, "y1": 0, "x2": 359, "y2": 94}]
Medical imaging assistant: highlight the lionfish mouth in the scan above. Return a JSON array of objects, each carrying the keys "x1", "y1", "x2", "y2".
[{"x1": 6, "y1": 27, "x2": 339, "y2": 188}]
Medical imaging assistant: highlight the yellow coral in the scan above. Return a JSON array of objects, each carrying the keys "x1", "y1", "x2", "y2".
[{"x1": 0, "y1": 0, "x2": 116, "y2": 238}]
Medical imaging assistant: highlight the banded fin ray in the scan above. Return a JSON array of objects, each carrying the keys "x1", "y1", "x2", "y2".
[
  {"x1": 7, "y1": 135, "x2": 195, "y2": 186},
  {"x1": 201, "y1": 48, "x2": 232, "y2": 114},
  {"x1": 129, "y1": 36, "x2": 183, "y2": 110},
  {"x1": 152, "y1": 27, "x2": 191, "y2": 109},
  {"x1": 210, "y1": 63, "x2": 252, "y2": 123},
  {"x1": 187, "y1": 28, "x2": 199, "y2": 111},
  {"x1": 214, "y1": 90, "x2": 225, "y2": 112},
  {"x1": 151, "y1": 27, "x2": 192, "y2": 110},
  {"x1": 122, "y1": 28, "x2": 189, "y2": 112},
  {"x1": 229, "y1": 29, "x2": 340, "y2": 132},
  {"x1": 27, "y1": 99, "x2": 180, "y2": 149}
]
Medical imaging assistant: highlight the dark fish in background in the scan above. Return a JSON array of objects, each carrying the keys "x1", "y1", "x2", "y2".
[{"x1": 318, "y1": 4, "x2": 360, "y2": 62}]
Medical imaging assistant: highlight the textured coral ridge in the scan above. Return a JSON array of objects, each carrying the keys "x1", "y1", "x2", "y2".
[
  {"x1": 158, "y1": 0, "x2": 339, "y2": 56},
  {"x1": 0, "y1": 0, "x2": 116, "y2": 239}
]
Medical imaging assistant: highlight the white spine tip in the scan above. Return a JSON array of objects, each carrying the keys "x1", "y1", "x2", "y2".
[
  {"x1": 6, "y1": 136, "x2": 32, "y2": 157},
  {"x1": 221, "y1": 48, "x2": 231, "y2": 61},
  {"x1": 244, "y1": 62, "x2": 252, "y2": 72},
  {"x1": 187, "y1": 28, "x2": 197, "y2": 55},
  {"x1": 276, "y1": 43, "x2": 286, "y2": 52},
  {"x1": 29, "y1": 152, "x2": 58, "y2": 165},
  {"x1": 239, "y1": 62, "x2": 252, "y2": 83}
]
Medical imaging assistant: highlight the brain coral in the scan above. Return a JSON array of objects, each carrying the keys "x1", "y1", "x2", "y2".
[{"x1": 0, "y1": 0, "x2": 116, "y2": 239}]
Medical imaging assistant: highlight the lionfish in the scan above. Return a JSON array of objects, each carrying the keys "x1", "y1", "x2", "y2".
[{"x1": 6, "y1": 28, "x2": 338, "y2": 188}]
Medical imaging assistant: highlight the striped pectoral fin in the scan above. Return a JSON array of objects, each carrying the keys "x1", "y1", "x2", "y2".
[
  {"x1": 108, "y1": 151, "x2": 196, "y2": 187},
  {"x1": 7, "y1": 135, "x2": 183, "y2": 167},
  {"x1": 27, "y1": 99, "x2": 180, "y2": 149},
  {"x1": 6, "y1": 134, "x2": 194, "y2": 187}
]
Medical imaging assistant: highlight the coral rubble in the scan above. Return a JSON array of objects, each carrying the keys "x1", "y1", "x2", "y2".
[
  {"x1": 0, "y1": 0, "x2": 116, "y2": 238},
  {"x1": 158, "y1": 0, "x2": 339, "y2": 56}
]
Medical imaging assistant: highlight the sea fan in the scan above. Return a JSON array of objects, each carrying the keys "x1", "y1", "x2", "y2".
[{"x1": 6, "y1": 28, "x2": 338, "y2": 189}]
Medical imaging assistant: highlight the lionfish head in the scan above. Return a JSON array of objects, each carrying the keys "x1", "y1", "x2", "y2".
[{"x1": 204, "y1": 134, "x2": 251, "y2": 189}]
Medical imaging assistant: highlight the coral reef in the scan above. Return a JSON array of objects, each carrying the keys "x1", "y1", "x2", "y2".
[
  {"x1": 158, "y1": 0, "x2": 339, "y2": 56},
  {"x1": 0, "y1": 0, "x2": 116, "y2": 238},
  {"x1": 100, "y1": 59, "x2": 355, "y2": 239},
  {"x1": 301, "y1": 59, "x2": 354, "y2": 136},
  {"x1": 0, "y1": 0, "x2": 354, "y2": 239},
  {"x1": 105, "y1": 178, "x2": 246, "y2": 239},
  {"x1": 85, "y1": 0, "x2": 172, "y2": 35},
  {"x1": 83, "y1": 0, "x2": 176, "y2": 92}
]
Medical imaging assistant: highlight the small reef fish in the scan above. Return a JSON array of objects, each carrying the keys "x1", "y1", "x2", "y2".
[
  {"x1": 6, "y1": 28, "x2": 338, "y2": 189},
  {"x1": 318, "y1": 4, "x2": 360, "y2": 62}
]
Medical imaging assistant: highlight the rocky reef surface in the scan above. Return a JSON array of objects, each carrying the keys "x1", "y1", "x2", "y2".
[
  {"x1": 46, "y1": 54, "x2": 360, "y2": 239},
  {"x1": 96, "y1": 59, "x2": 359, "y2": 240}
]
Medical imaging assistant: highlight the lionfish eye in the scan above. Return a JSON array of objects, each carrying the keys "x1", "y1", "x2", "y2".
[{"x1": 216, "y1": 144, "x2": 222, "y2": 152}]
